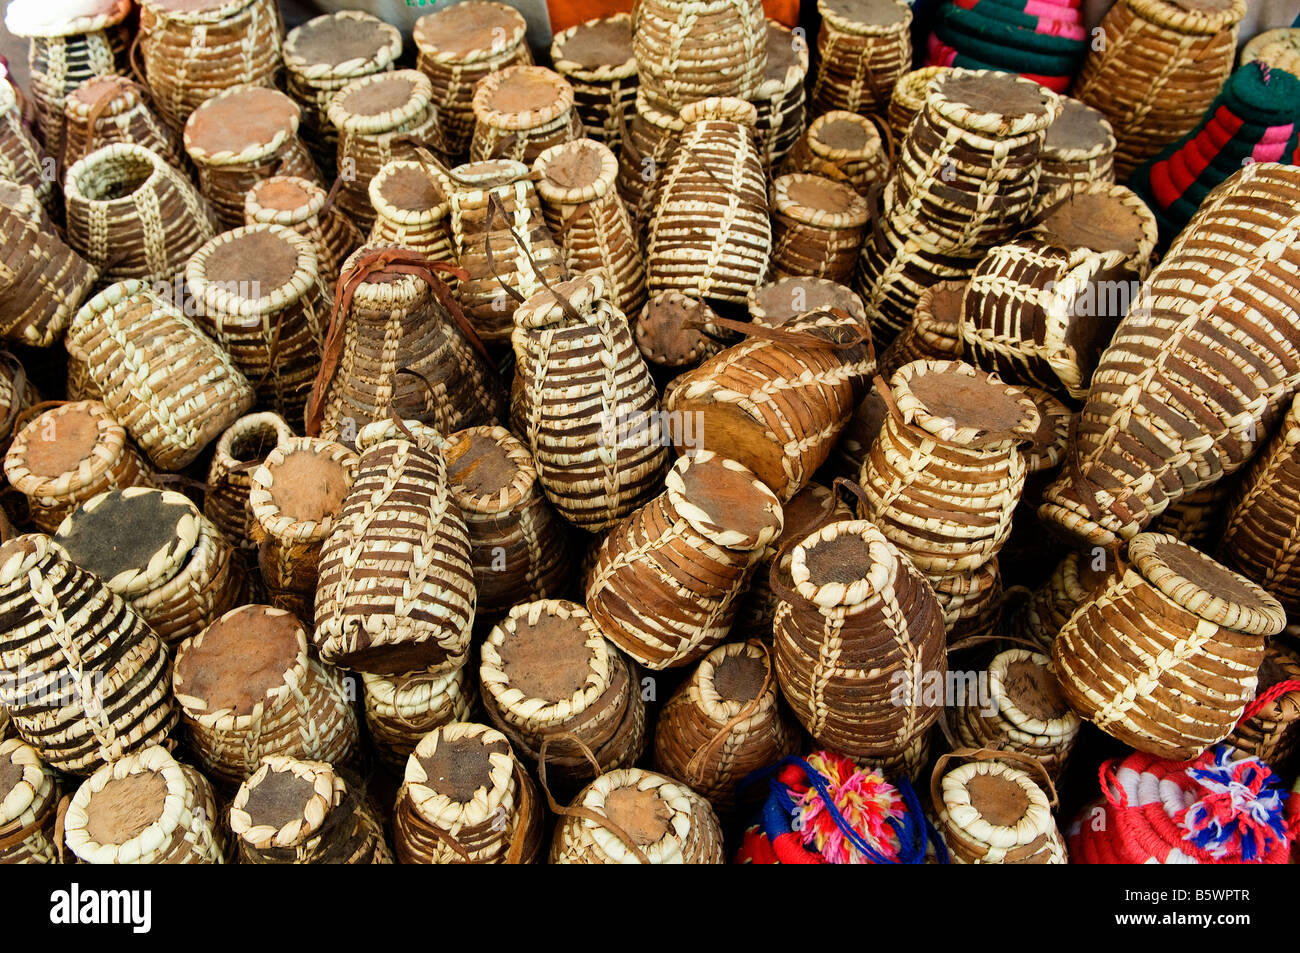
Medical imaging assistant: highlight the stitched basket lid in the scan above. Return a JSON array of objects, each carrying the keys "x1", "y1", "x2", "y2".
[
  {"x1": 184, "y1": 86, "x2": 301, "y2": 165},
  {"x1": 1043, "y1": 97, "x2": 1115, "y2": 161},
  {"x1": 1019, "y1": 387, "x2": 1072, "y2": 474},
  {"x1": 694, "y1": 640, "x2": 775, "y2": 722},
  {"x1": 329, "y1": 71, "x2": 433, "y2": 136},
  {"x1": 808, "y1": 110, "x2": 882, "y2": 159},
  {"x1": 928, "y1": 69, "x2": 1059, "y2": 138},
  {"x1": 0, "y1": 738, "x2": 52, "y2": 828},
  {"x1": 890, "y1": 360, "x2": 1041, "y2": 448},
  {"x1": 140, "y1": 0, "x2": 262, "y2": 23},
  {"x1": 4, "y1": 400, "x2": 125, "y2": 493},
  {"x1": 443, "y1": 425, "x2": 536, "y2": 515},
  {"x1": 939, "y1": 760, "x2": 1055, "y2": 849},
  {"x1": 635, "y1": 292, "x2": 721, "y2": 368},
  {"x1": 746, "y1": 277, "x2": 865, "y2": 327},
  {"x1": 473, "y1": 66, "x2": 575, "y2": 131},
  {"x1": 229, "y1": 756, "x2": 340, "y2": 849},
  {"x1": 1032, "y1": 184, "x2": 1156, "y2": 262},
  {"x1": 245, "y1": 176, "x2": 328, "y2": 224},
  {"x1": 414, "y1": 0, "x2": 527, "y2": 63},
  {"x1": 535, "y1": 139, "x2": 617, "y2": 205},
  {"x1": 665, "y1": 451, "x2": 783, "y2": 550},
  {"x1": 54, "y1": 488, "x2": 199, "y2": 596},
  {"x1": 403, "y1": 722, "x2": 516, "y2": 826},
  {"x1": 284, "y1": 11, "x2": 402, "y2": 80},
  {"x1": 551, "y1": 13, "x2": 635, "y2": 78},
  {"x1": 788, "y1": 519, "x2": 899, "y2": 609},
  {"x1": 563, "y1": 768, "x2": 710, "y2": 863},
  {"x1": 248, "y1": 437, "x2": 357, "y2": 542},
  {"x1": 369, "y1": 160, "x2": 449, "y2": 224},
  {"x1": 174, "y1": 605, "x2": 307, "y2": 718},
  {"x1": 187, "y1": 224, "x2": 319, "y2": 320},
  {"x1": 5, "y1": 0, "x2": 129, "y2": 36},
  {"x1": 772, "y1": 173, "x2": 870, "y2": 229},
  {"x1": 756, "y1": 21, "x2": 809, "y2": 97},
  {"x1": 818, "y1": 0, "x2": 911, "y2": 34}
]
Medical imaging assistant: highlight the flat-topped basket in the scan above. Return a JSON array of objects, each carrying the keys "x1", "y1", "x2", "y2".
[
  {"x1": 61, "y1": 75, "x2": 184, "y2": 172},
  {"x1": 770, "y1": 173, "x2": 870, "y2": 284},
  {"x1": 470, "y1": 65, "x2": 582, "y2": 165},
  {"x1": 0, "y1": 738, "x2": 61, "y2": 864},
  {"x1": 887, "y1": 65, "x2": 950, "y2": 144},
  {"x1": 932, "y1": 748, "x2": 1066, "y2": 864},
  {"x1": 812, "y1": 0, "x2": 913, "y2": 115},
  {"x1": 786, "y1": 110, "x2": 890, "y2": 198},
  {"x1": 363, "y1": 667, "x2": 476, "y2": 771},
  {"x1": 632, "y1": 0, "x2": 767, "y2": 113},
  {"x1": 1036, "y1": 97, "x2": 1116, "y2": 201},
  {"x1": 550, "y1": 13, "x2": 637, "y2": 150},
  {"x1": 367, "y1": 159, "x2": 456, "y2": 268},
  {"x1": 244, "y1": 175, "x2": 364, "y2": 289}
]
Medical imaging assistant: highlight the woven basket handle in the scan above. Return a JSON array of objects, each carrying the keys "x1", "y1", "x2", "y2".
[
  {"x1": 537, "y1": 732, "x2": 652, "y2": 864},
  {"x1": 930, "y1": 746, "x2": 1059, "y2": 816}
]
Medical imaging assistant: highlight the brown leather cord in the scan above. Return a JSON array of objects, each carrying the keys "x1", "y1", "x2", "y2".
[
  {"x1": 865, "y1": 179, "x2": 888, "y2": 257},
  {"x1": 0, "y1": 787, "x2": 59, "y2": 852},
  {"x1": 485, "y1": 192, "x2": 582, "y2": 325},
  {"x1": 686, "y1": 311, "x2": 870, "y2": 352},
  {"x1": 538, "y1": 732, "x2": 651, "y2": 864},
  {"x1": 150, "y1": 472, "x2": 213, "y2": 495},
  {"x1": 682, "y1": 639, "x2": 774, "y2": 787},
  {"x1": 394, "y1": 786, "x2": 474, "y2": 862},
  {"x1": 128, "y1": 30, "x2": 148, "y2": 86},
  {"x1": 930, "y1": 746, "x2": 1059, "y2": 816},
  {"x1": 53, "y1": 793, "x2": 70, "y2": 864},
  {"x1": 832, "y1": 475, "x2": 872, "y2": 513},
  {"x1": 550, "y1": 200, "x2": 593, "y2": 248},
  {"x1": 865, "y1": 112, "x2": 896, "y2": 169},
  {"x1": 945, "y1": 632, "x2": 1050, "y2": 656},
  {"x1": 503, "y1": 762, "x2": 538, "y2": 865}
]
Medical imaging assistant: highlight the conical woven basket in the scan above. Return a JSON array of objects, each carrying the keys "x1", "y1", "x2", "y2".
[
  {"x1": 0, "y1": 80, "x2": 56, "y2": 215},
  {"x1": 887, "y1": 66, "x2": 950, "y2": 144},
  {"x1": 785, "y1": 110, "x2": 890, "y2": 198},
  {"x1": 363, "y1": 666, "x2": 476, "y2": 771},
  {"x1": 61, "y1": 75, "x2": 184, "y2": 172},
  {"x1": 470, "y1": 65, "x2": 582, "y2": 165},
  {"x1": 204, "y1": 411, "x2": 295, "y2": 550},
  {"x1": 244, "y1": 175, "x2": 364, "y2": 290},
  {"x1": 0, "y1": 738, "x2": 60, "y2": 863},
  {"x1": 928, "y1": 557, "x2": 1002, "y2": 643},
  {"x1": 632, "y1": 0, "x2": 767, "y2": 113},
  {"x1": 551, "y1": 14, "x2": 637, "y2": 151},
  {"x1": 931, "y1": 749, "x2": 1066, "y2": 864},
  {"x1": 811, "y1": 0, "x2": 912, "y2": 115}
]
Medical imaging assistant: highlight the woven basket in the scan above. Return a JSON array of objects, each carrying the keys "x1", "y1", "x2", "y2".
[
  {"x1": 0, "y1": 356, "x2": 40, "y2": 460},
  {"x1": 770, "y1": 173, "x2": 869, "y2": 283},
  {"x1": 314, "y1": 419, "x2": 474, "y2": 677},
  {"x1": 1039, "y1": 163, "x2": 1300, "y2": 547},
  {"x1": 633, "y1": 292, "x2": 724, "y2": 371},
  {"x1": 0, "y1": 738, "x2": 59, "y2": 863},
  {"x1": 174, "y1": 605, "x2": 358, "y2": 784},
  {"x1": 887, "y1": 66, "x2": 950, "y2": 144},
  {"x1": 444, "y1": 426, "x2": 576, "y2": 617},
  {"x1": 0, "y1": 80, "x2": 56, "y2": 215},
  {"x1": 587, "y1": 450, "x2": 782, "y2": 669},
  {"x1": 665, "y1": 308, "x2": 875, "y2": 501},
  {"x1": 248, "y1": 435, "x2": 358, "y2": 618},
  {"x1": 204, "y1": 411, "x2": 295, "y2": 550},
  {"x1": 931, "y1": 749, "x2": 1066, "y2": 864},
  {"x1": 138, "y1": 0, "x2": 282, "y2": 132},
  {"x1": 550, "y1": 767, "x2": 725, "y2": 864},
  {"x1": 413, "y1": 1, "x2": 533, "y2": 159},
  {"x1": 231, "y1": 757, "x2": 392, "y2": 864},
  {"x1": 66, "y1": 279, "x2": 255, "y2": 470},
  {"x1": 66, "y1": 745, "x2": 225, "y2": 863},
  {"x1": 772, "y1": 518, "x2": 947, "y2": 762},
  {"x1": 0, "y1": 535, "x2": 176, "y2": 775},
  {"x1": 447, "y1": 158, "x2": 569, "y2": 344},
  {"x1": 470, "y1": 65, "x2": 582, "y2": 165},
  {"x1": 614, "y1": 89, "x2": 683, "y2": 236},
  {"x1": 785, "y1": 110, "x2": 890, "y2": 198},
  {"x1": 812, "y1": 0, "x2": 912, "y2": 115},
  {"x1": 929, "y1": 558, "x2": 1002, "y2": 643},
  {"x1": 745, "y1": 276, "x2": 866, "y2": 328},
  {"x1": 1053, "y1": 532, "x2": 1285, "y2": 760},
  {"x1": 367, "y1": 159, "x2": 456, "y2": 269},
  {"x1": 950, "y1": 649, "x2": 1081, "y2": 783},
  {"x1": 535, "y1": 138, "x2": 646, "y2": 317},
  {"x1": 1007, "y1": 549, "x2": 1111, "y2": 651},
  {"x1": 511, "y1": 274, "x2": 667, "y2": 531},
  {"x1": 632, "y1": 0, "x2": 767, "y2": 113},
  {"x1": 4, "y1": 0, "x2": 131, "y2": 167},
  {"x1": 244, "y1": 175, "x2": 364, "y2": 290},
  {"x1": 394, "y1": 722, "x2": 543, "y2": 864},
  {"x1": 363, "y1": 667, "x2": 476, "y2": 771},
  {"x1": 0, "y1": 178, "x2": 96, "y2": 348},
  {"x1": 646, "y1": 97, "x2": 771, "y2": 304},
  {"x1": 1027, "y1": 182, "x2": 1157, "y2": 279},
  {"x1": 63, "y1": 142, "x2": 217, "y2": 285},
  {"x1": 61, "y1": 75, "x2": 184, "y2": 172},
  {"x1": 1037, "y1": 97, "x2": 1115, "y2": 202},
  {"x1": 551, "y1": 14, "x2": 637, "y2": 151},
  {"x1": 54, "y1": 487, "x2": 248, "y2": 646},
  {"x1": 480, "y1": 599, "x2": 646, "y2": 789},
  {"x1": 4, "y1": 400, "x2": 152, "y2": 533},
  {"x1": 877, "y1": 279, "x2": 967, "y2": 380},
  {"x1": 1224, "y1": 639, "x2": 1300, "y2": 770},
  {"x1": 1241, "y1": 27, "x2": 1300, "y2": 75},
  {"x1": 186, "y1": 224, "x2": 327, "y2": 420},
  {"x1": 183, "y1": 86, "x2": 320, "y2": 230},
  {"x1": 1071, "y1": 0, "x2": 1245, "y2": 178},
  {"x1": 859, "y1": 361, "x2": 1040, "y2": 574},
  {"x1": 653, "y1": 640, "x2": 799, "y2": 813},
  {"x1": 283, "y1": 11, "x2": 402, "y2": 176},
  {"x1": 752, "y1": 20, "x2": 808, "y2": 170},
  {"x1": 327, "y1": 70, "x2": 443, "y2": 232}
]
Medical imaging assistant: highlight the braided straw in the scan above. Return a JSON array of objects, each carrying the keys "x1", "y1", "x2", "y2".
[
  {"x1": 633, "y1": 0, "x2": 767, "y2": 113},
  {"x1": 812, "y1": 0, "x2": 912, "y2": 115},
  {"x1": 928, "y1": 558, "x2": 1002, "y2": 643},
  {"x1": 470, "y1": 65, "x2": 582, "y2": 165},
  {"x1": 204, "y1": 411, "x2": 295, "y2": 549},
  {"x1": 0, "y1": 738, "x2": 60, "y2": 863},
  {"x1": 0, "y1": 80, "x2": 56, "y2": 215},
  {"x1": 785, "y1": 110, "x2": 890, "y2": 198},
  {"x1": 551, "y1": 13, "x2": 637, "y2": 151},
  {"x1": 770, "y1": 173, "x2": 870, "y2": 284},
  {"x1": 877, "y1": 279, "x2": 966, "y2": 380},
  {"x1": 244, "y1": 175, "x2": 364, "y2": 289},
  {"x1": 362, "y1": 667, "x2": 475, "y2": 770},
  {"x1": 932, "y1": 750, "x2": 1065, "y2": 864},
  {"x1": 62, "y1": 75, "x2": 184, "y2": 172},
  {"x1": 1224, "y1": 639, "x2": 1300, "y2": 767},
  {"x1": 1241, "y1": 27, "x2": 1300, "y2": 75}
]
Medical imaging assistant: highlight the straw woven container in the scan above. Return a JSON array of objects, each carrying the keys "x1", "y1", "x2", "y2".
[
  {"x1": 54, "y1": 487, "x2": 248, "y2": 646},
  {"x1": 1241, "y1": 27, "x2": 1300, "y2": 74},
  {"x1": 1008, "y1": 549, "x2": 1111, "y2": 651},
  {"x1": 367, "y1": 159, "x2": 456, "y2": 268},
  {"x1": 614, "y1": 90, "x2": 683, "y2": 235},
  {"x1": 0, "y1": 357, "x2": 39, "y2": 459},
  {"x1": 746, "y1": 276, "x2": 866, "y2": 327},
  {"x1": 327, "y1": 70, "x2": 443, "y2": 231},
  {"x1": 664, "y1": 308, "x2": 875, "y2": 501},
  {"x1": 1036, "y1": 97, "x2": 1116, "y2": 201},
  {"x1": 413, "y1": 1, "x2": 533, "y2": 158},
  {"x1": 363, "y1": 667, "x2": 476, "y2": 771},
  {"x1": 204, "y1": 411, "x2": 295, "y2": 550},
  {"x1": 137, "y1": 0, "x2": 283, "y2": 132},
  {"x1": 931, "y1": 750, "x2": 1066, "y2": 864},
  {"x1": 511, "y1": 274, "x2": 667, "y2": 531},
  {"x1": 314, "y1": 419, "x2": 475, "y2": 677},
  {"x1": 770, "y1": 173, "x2": 870, "y2": 283},
  {"x1": 1027, "y1": 181, "x2": 1157, "y2": 279},
  {"x1": 587, "y1": 451, "x2": 783, "y2": 669},
  {"x1": 859, "y1": 361, "x2": 1040, "y2": 575},
  {"x1": 470, "y1": 66, "x2": 582, "y2": 165},
  {"x1": 61, "y1": 75, "x2": 184, "y2": 172},
  {"x1": 551, "y1": 14, "x2": 637, "y2": 151},
  {"x1": 0, "y1": 178, "x2": 96, "y2": 348},
  {"x1": 173, "y1": 605, "x2": 358, "y2": 784},
  {"x1": 1071, "y1": 0, "x2": 1245, "y2": 178},
  {"x1": 0, "y1": 738, "x2": 60, "y2": 864},
  {"x1": 888, "y1": 66, "x2": 950, "y2": 144},
  {"x1": 4, "y1": 400, "x2": 152, "y2": 533},
  {"x1": 394, "y1": 722, "x2": 543, "y2": 864},
  {"x1": 244, "y1": 175, "x2": 364, "y2": 290},
  {"x1": 785, "y1": 110, "x2": 890, "y2": 198},
  {"x1": 480, "y1": 599, "x2": 645, "y2": 789},
  {"x1": 951, "y1": 649, "x2": 1082, "y2": 783},
  {"x1": 550, "y1": 767, "x2": 725, "y2": 864},
  {"x1": 248, "y1": 435, "x2": 358, "y2": 618},
  {"x1": 535, "y1": 138, "x2": 646, "y2": 317},
  {"x1": 653, "y1": 640, "x2": 798, "y2": 812},
  {"x1": 1039, "y1": 163, "x2": 1300, "y2": 547},
  {"x1": 753, "y1": 20, "x2": 809, "y2": 170},
  {"x1": 447, "y1": 158, "x2": 569, "y2": 345},
  {"x1": 66, "y1": 279, "x2": 255, "y2": 470},
  {"x1": 283, "y1": 11, "x2": 403, "y2": 174},
  {"x1": 877, "y1": 279, "x2": 966, "y2": 380},
  {"x1": 1224, "y1": 639, "x2": 1300, "y2": 770},
  {"x1": 444, "y1": 426, "x2": 576, "y2": 617},
  {"x1": 1220, "y1": 393, "x2": 1300, "y2": 615},
  {"x1": 633, "y1": 291, "x2": 724, "y2": 371},
  {"x1": 4, "y1": 0, "x2": 131, "y2": 166},
  {"x1": 929, "y1": 558, "x2": 1002, "y2": 643},
  {"x1": 646, "y1": 98, "x2": 771, "y2": 305},
  {"x1": 66, "y1": 746, "x2": 225, "y2": 863},
  {"x1": 632, "y1": 0, "x2": 767, "y2": 113},
  {"x1": 811, "y1": 0, "x2": 912, "y2": 115},
  {"x1": 183, "y1": 86, "x2": 321, "y2": 230},
  {"x1": 186, "y1": 225, "x2": 327, "y2": 419},
  {"x1": 772, "y1": 518, "x2": 947, "y2": 761},
  {"x1": 231, "y1": 757, "x2": 392, "y2": 864},
  {"x1": 63, "y1": 142, "x2": 217, "y2": 285},
  {"x1": 1148, "y1": 478, "x2": 1233, "y2": 549},
  {"x1": 0, "y1": 80, "x2": 55, "y2": 215},
  {"x1": 0, "y1": 535, "x2": 176, "y2": 775},
  {"x1": 1052, "y1": 532, "x2": 1286, "y2": 760}
]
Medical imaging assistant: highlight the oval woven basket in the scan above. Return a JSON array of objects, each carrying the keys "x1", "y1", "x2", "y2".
[
  {"x1": 632, "y1": 0, "x2": 767, "y2": 113},
  {"x1": 550, "y1": 13, "x2": 637, "y2": 151},
  {"x1": 244, "y1": 175, "x2": 364, "y2": 290},
  {"x1": 61, "y1": 75, "x2": 184, "y2": 172},
  {"x1": 363, "y1": 666, "x2": 476, "y2": 771},
  {"x1": 0, "y1": 738, "x2": 60, "y2": 864},
  {"x1": 770, "y1": 172, "x2": 870, "y2": 284},
  {"x1": 204, "y1": 411, "x2": 295, "y2": 550},
  {"x1": 470, "y1": 65, "x2": 582, "y2": 165},
  {"x1": 785, "y1": 110, "x2": 890, "y2": 198},
  {"x1": 931, "y1": 749, "x2": 1066, "y2": 864},
  {"x1": 811, "y1": 0, "x2": 913, "y2": 115}
]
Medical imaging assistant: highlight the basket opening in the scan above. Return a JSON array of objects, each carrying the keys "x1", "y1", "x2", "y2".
[
  {"x1": 445, "y1": 431, "x2": 517, "y2": 498},
  {"x1": 821, "y1": 0, "x2": 909, "y2": 27},
  {"x1": 242, "y1": 769, "x2": 318, "y2": 832},
  {"x1": 803, "y1": 533, "x2": 876, "y2": 586},
  {"x1": 1045, "y1": 100, "x2": 1109, "y2": 152},
  {"x1": 1001, "y1": 659, "x2": 1066, "y2": 722},
  {"x1": 712, "y1": 652, "x2": 766, "y2": 704},
  {"x1": 229, "y1": 423, "x2": 283, "y2": 463},
  {"x1": 417, "y1": 735, "x2": 507, "y2": 802},
  {"x1": 922, "y1": 280, "x2": 967, "y2": 327},
  {"x1": 496, "y1": 612, "x2": 593, "y2": 703},
  {"x1": 380, "y1": 164, "x2": 444, "y2": 213},
  {"x1": 21, "y1": 408, "x2": 100, "y2": 478},
  {"x1": 266, "y1": 450, "x2": 350, "y2": 524},
  {"x1": 556, "y1": 16, "x2": 631, "y2": 69},
  {"x1": 84, "y1": 772, "x2": 167, "y2": 846},
  {"x1": 542, "y1": 142, "x2": 605, "y2": 191},
  {"x1": 176, "y1": 608, "x2": 300, "y2": 717},
  {"x1": 604, "y1": 786, "x2": 672, "y2": 846},
  {"x1": 817, "y1": 117, "x2": 871, "y2": 153},
  {"x1": 1171, "y1": 0, "x2": 1236, "y2": 12},
  {"x1": 77, "y1": 148, "x2": 154, "y2": 201},
  {"x1": 964, "y1": 771, "x2": 1031, "y2": 827}
]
